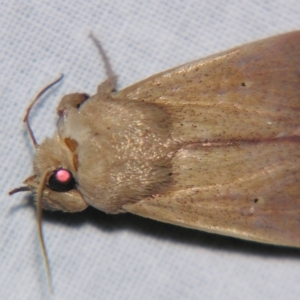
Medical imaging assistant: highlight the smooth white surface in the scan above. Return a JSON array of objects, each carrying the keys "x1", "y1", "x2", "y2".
[{"x1": 1, "y1": 1, "x2": 300, "y2": 299}]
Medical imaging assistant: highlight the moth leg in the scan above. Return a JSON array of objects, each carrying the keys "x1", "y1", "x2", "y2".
[
  {"x1": 89, "y1": 32, "x2": 117, "y2": 94},
  {"x1": 97, "y1": 77, "x2": 117, "y2": 96}
]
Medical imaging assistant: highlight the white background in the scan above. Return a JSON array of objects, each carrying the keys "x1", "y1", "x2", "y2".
[{"x1": 1, "y1": 1, "x2": 300, "y2": 299}]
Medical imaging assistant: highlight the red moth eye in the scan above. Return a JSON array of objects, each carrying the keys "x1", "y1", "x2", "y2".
[{"x1": 48, "y1": 168, "x2": 76, "y2": 192}]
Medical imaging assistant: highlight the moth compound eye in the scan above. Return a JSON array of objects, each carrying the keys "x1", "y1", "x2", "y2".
[{"x1": 48, "y1": 169, "x2": 76, "y2": 192}]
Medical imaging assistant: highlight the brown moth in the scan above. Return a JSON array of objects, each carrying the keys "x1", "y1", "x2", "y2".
[{"x1": 10, "y1": 31, "x2": 300, "y2": 288}]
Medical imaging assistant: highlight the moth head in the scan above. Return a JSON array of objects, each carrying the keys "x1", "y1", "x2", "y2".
[
  {"x1": 9, "y1": 75, "x2": 87, "y2": 213},
  {"x1": 18, "y1": 137, "x2": 88, "y2": 212},
  {"x1": 22, "y1": 170, "x2": 87, "y2": 212},
  {"x1": 29, "y1": 135, "x2": 88, "y2": 212}
]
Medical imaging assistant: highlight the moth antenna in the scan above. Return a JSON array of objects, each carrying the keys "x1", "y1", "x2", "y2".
[
  {"x1": 8, "y1": 186, "x2": 31, "y2": 195},
  {"x1": 23, "y1": 74, "x2": 64, "y2": 147},
  {"x1": 88, "y1": 32, "x2": 117, "y2": 91},
  {"x1": 36, "y1": 170, "x2": 53, "y2": 294}
]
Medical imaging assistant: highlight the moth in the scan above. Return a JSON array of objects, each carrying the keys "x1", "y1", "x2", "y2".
[{"x1": 10, "y1": 31, "x2": 300, "y2": 288}]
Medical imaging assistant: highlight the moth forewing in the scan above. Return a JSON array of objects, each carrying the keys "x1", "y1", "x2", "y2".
[{"x1": 119, "y1": 31, "x2": 300, "y2": 247}]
